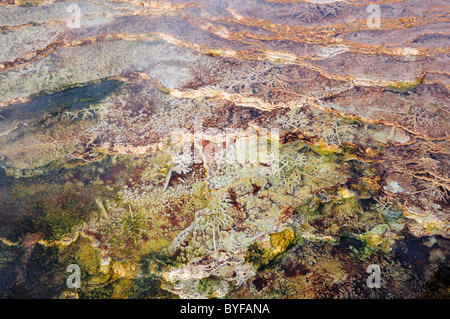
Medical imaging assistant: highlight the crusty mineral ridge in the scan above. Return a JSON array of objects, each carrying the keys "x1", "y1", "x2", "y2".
[{"x1": 0, "y1": 0, "x2": 448, "y2": 299}]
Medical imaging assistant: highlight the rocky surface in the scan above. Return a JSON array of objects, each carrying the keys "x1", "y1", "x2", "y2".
[{"x1": 0, "y1": 0, "x2": 448, "y2": 299}]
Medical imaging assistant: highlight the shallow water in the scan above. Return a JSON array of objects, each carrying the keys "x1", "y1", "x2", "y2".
[{"x1": 0, "y1": 0, "x2": 448, "y2": 299}]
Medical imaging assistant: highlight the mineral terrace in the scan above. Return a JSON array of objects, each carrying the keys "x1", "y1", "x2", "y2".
[{"x1": 0, "y1": 0, "x2": 449, "y2": 299}]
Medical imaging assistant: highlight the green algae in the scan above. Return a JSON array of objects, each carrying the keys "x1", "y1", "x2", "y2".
[
  {"x1": 0, "y1": 153, "x2": 128, "y2": 242},
  {"x1": 0, "y1": 105, "x2": 430, "y2": 299},
  {"x1": 74, "y1": 238, "x2": 102, "y2": 277},
  {"x1": 197, "y1": 275, "x2": 223, "y2": 297},
  {"x1": 119, "y1": 205, "x2": 148, "y2": 245},
  {"x1": 386, "y1": 78, "x2": 422, "y2": 93},
  {"x1": 382, "y1": 210, "x2": 404, "y2": 223},
  {"x1": 245, "y1": 228, "x2": 296, "y2": 270}
]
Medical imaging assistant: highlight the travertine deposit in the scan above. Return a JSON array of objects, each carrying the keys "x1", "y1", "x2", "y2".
[{"x1": 0, "y1": 0, "x2": 448, "y2": 299}]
